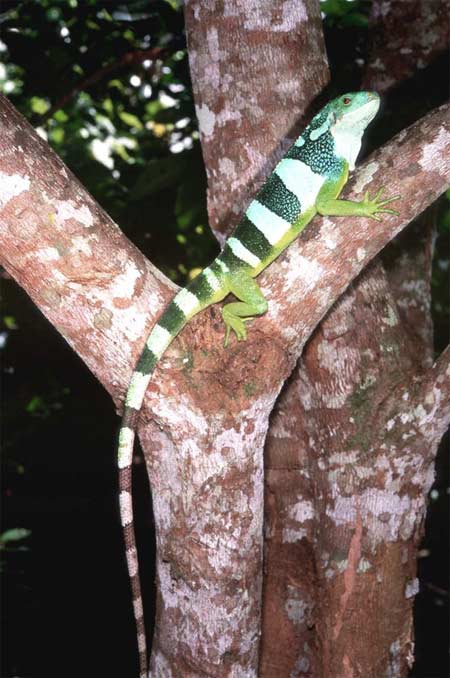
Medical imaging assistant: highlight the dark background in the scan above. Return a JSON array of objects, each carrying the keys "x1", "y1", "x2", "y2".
[{"x1": 1, "y1": 1, "x2": 448, "y2": 676}]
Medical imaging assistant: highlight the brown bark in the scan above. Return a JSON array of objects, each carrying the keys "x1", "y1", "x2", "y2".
[
  {"x1": 184, "y1": 0, "x2": 329, "y2": 242},
  {"x1": 263, "y1": 267, "x2": 450, "y2": 677},
  {"x1": 380, "y1": 215, "x2": 436, "y2": 369},
  {"x1": 184, "y1": 2, "x2": 329, "y2": 672},
  {"x1": 260, "y1": 1, "x2": 450, "y2": 675},
  {"x1": 294, "y1": 271, "x2": 448, "y2": 677},
  {"x1": 364, "y1": 0, "x2": 449, "y2": 91},
  {"x1": 0, "y1": 95, "x2": 177, "y2": 404}
]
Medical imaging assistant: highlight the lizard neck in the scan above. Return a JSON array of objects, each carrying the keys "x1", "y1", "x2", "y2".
[{"x1": 331, "y1": 128, "x2": 362, "y2": 171}]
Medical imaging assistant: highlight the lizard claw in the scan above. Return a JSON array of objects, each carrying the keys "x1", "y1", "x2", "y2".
[{"x1": 362, "y1": 188, "x2": 400, "y2": 220}]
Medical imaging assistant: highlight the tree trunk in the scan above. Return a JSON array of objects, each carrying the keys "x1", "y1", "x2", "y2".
[
  {"x1": 184, "y1": 0, "x2": 329, "y2": 241},
  {"x1": 260, "y1": 0, "x2": 450, "y2": 674}
]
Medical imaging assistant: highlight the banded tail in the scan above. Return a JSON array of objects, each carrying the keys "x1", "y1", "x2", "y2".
[{"x1": 118, "y1": 267, "x2": 228, "y2": 677}]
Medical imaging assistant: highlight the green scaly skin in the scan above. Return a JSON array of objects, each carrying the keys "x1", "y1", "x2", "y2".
[{"x1": 117, "y1": 91, "x2": 400, "y2": 677}]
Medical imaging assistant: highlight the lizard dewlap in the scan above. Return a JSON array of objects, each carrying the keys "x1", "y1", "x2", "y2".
[{"x1": 118, "y1": 91, "x2": 399, "y2": 677}]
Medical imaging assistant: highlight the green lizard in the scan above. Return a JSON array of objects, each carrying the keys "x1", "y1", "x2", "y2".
[{"x1": 117, "y1": 91, "x2": 399, "y2": 677}]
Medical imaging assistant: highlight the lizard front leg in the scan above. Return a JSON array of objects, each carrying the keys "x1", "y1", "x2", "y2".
[
  {"x1": 316, "y1": 179, "x2": 400, "y2": 221},
  {"x1": 222, "y1": 271, "x2": 268, "y2": 347}
]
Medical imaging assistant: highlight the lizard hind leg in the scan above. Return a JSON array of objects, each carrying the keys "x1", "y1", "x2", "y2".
[{"x1": 222, "y1": 271, "x2": 268, "y2": 347}]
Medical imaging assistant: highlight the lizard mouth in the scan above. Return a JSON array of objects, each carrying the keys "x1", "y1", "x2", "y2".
[{"x1": 361, "y1": 94, "x2": 380, "y2": 116}]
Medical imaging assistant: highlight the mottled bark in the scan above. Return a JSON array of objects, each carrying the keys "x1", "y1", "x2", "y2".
[
  {"x1": 261, "y1": 1, "x2": 450, "y2": 674},
  {"x1": 184, "y1": 0, "x2": 329, "y2": 242},
  {"x1": 263, "y1": 273, "x2": 450, "y2": 676},
  {"x1": 0, "y1": 96, "x2": 177, "y2": 403},
  {"x1": 271, "y1": 268, "x2": 449, "y2": 677},
  {"x1": 380, "y1": 215, "x2": 436, "y2": 368},
  {"x1": 184, "y1": 2, "x2": 330, "y2": 672},
  {"x1": 364, "y1": 0, "x2": 449, "y2": 91},
  {"x1": 263, "y1": 390, "x2": 319, "y2": 676}
]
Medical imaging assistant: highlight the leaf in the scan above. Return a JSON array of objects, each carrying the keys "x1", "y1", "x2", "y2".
[
  {"x1": 164, "y1": 0, "x2": 183, "y2": 9},
  {"x1": 0, "y1": 528, "x2": 31, "y2": 545},
  {"x1": 119, "y1": 110, "x2": 144, "y2": 130},
  {"x1": 30, "y1": 96, "x2": 50, "y2": 114},
  {"x1": 3, "y1": 315, "x2": 18, "y2": 329},
  {"x1": 50, "y1": 126, "x2": 65, "y2": 144},
  {"x1": 102, "y1": 98, "x2": 114, "y2": 115},
  {"x1": 320, "y1": 0, "x2": 346, "y2": 17},
  {"x1": 54, "y1": 110, "x2": 69, "y2": 122},
  {"x1": 108, "y1": 79, "x2": 125, "y2": 92},
  {"x1": 320, "y1": 0, "x2": 370, "y2": 24},
  {"x1": 342, "y1": 12, "x2": 369, "y2": 27},
  {"x1": 25, "y1": 395, "x2": 50, "y2": 417}
]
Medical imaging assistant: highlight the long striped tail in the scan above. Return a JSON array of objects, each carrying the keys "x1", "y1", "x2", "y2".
[{"x1": 117, "y1": 281, "x2": 215, "y2": 677}]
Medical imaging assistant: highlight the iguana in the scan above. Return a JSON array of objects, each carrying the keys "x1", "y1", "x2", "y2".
[{"x1": 117, "y1": 91, "x2": 399, "y2": 677}]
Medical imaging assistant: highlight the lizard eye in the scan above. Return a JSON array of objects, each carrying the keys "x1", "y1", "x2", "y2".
[{"x1": 343, "y1": 97, "x2": 352, "y2": 105}]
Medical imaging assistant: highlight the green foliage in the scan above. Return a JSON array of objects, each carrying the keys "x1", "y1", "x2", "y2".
[
  {"x1": 0, "y1": 528, "x2": 31, "y2": 550},
  {"x1": 29, "y1": 95, "x2": 50, "y2": 114},
  {"x1": 118, "y1": 110, "x2": 144, "y2": 130},
  {"x1": 0, "y1": 0, "x2": 217, "y2": 284},
  {"x1": 3, "y1": 315, "x2": 18, "y2": 330},
  {"x1": 320, "y1": 0, "x2": 371, "y2": 27},
  {"x1": 25, "y1": 386, "x2": 71, "y2": 418}
]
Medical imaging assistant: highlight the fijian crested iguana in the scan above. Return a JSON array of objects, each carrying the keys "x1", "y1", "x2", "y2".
[{"x1": 117, "y1": 91, "x2": 399, "y2": 677}]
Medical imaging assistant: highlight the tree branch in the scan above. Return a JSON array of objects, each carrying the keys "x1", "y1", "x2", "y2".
[
  {"x1": 0, "y1": 93, "x2": 176, "y2": 406},
  {"x1": 393, "y1": 344, "x2": 450, "y2": 447},
  {"x1": 256, "y1": 101, "x2": 450, "y2": 358},
  {"x1": 364, "y1": 0, "x2": 449, "y2": 91}
]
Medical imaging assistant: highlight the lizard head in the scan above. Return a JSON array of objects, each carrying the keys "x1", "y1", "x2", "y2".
[
  {"x1": 330, "y1": 91, "x2": 380, "y2": 132},
  {"x1": 327, "y1": 91, "x2": 380, "y2": 169}
]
